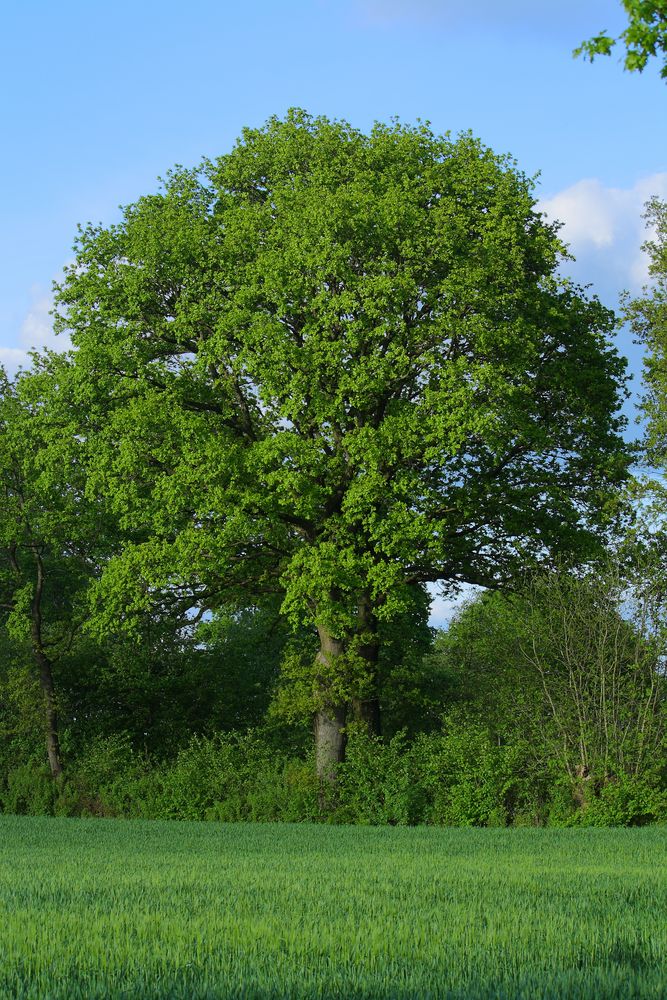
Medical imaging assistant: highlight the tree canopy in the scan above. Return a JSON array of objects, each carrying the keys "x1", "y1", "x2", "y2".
[{"x1": 48, "y1": 111, "x2": 631, "y2": 777}]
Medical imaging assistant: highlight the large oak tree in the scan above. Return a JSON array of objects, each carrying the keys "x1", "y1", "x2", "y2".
[{"x1": 50, "y1": 111, "x2": 630, "y2": 779}]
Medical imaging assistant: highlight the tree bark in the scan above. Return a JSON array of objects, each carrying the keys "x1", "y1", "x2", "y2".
[
  {"x1": 30, "y1": 548, "x2": 63, "y2": 778},
  {"x1": 314, "y1": 627, "x2": 347, "y2": 784},
  {"x1": 35, "y1": 644, "x2": 63, "y2": 779},
  {"x1": 314, "y1": 705, "x2": 347, "y2": 780}
]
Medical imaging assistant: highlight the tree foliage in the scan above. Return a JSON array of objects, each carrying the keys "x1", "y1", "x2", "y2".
[
  {"x1": 626, "y1": 199, "x2": 667, "y2": 466},
  {"x1": 437, "y1": 561, "x2": 666, "y2": 797},
  {"x1": 575, "y1": 1, "x2": 667, "y2": 79},
  {"x1": 0, "y1": 365, "x2": 100, "y2": 776}
]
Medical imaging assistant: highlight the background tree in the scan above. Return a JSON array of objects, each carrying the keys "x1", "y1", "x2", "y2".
[
  {"x1": 0, "y1": 366, "x2": 100, "y2": 777},
  {"x1": 50, "y1": 111, "x2": 631, "y2": 781},
  {"x1": 518, "y1": 566, "x2": 664, "y2": 789},
  {"x1": 56, "y1": 603, "x2": 289, "y2": 760},
  {"x1": 195, "y1": 602, "x2": 293, "y2": 737},
  {"x1": 437, "y1": 561, "x2": 666, "y2": 801},
  {"x1": 627, "y1": 198, "x2": 667, "y2": 461},
  {"x1": 575, "y1": 1, "x2": 667, "y2": 79}
]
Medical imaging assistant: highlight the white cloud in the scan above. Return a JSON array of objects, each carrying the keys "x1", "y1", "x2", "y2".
[
  {"x1": 1, "y1": 284, "x2": 70, "y2": 376},
  {"x1": 541, "y1": 179, "x2": 618, "y2": 249},
  {"x1": 538, "y1": 173, "x2": 667, "y2": 297},
  {"x1": 0, "y1": 347, "x2": 30, "y2": 374},
  {"x1": 20, "y1": 287, "x2": 70, "y2": 354}
]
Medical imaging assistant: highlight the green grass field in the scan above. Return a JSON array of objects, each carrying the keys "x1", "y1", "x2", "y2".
[{"x1": 0, "y1": 817, "x2": 665, "y2": 999}]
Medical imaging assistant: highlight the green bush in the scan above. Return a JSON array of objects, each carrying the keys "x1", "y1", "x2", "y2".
[
  {"x1": 575, "y1": 774, "x2": 667, "y2": 827},
  {"x1": 1, "y1": 724, "x2": 665, "y2": 827},
  {"x1": 67, "y1": 732, "x2": 142, "y2": 816},
  {"x1": 142, "y1": 732, "x2": 319, "y2": 822},
  {"x1": 336, "y1": 725, "x2": 422, "y2": 825},
  {"x1": 415, "y1": 728, "x2": 496, "y2": 826},
  {"x1": 412, "y1": 718, "x2": 528, "y2": 826},
  {"x1": 0, "y1": 763, "x2": 56, "y2": 816},
  {"x1": 334, "y1": 719, "x2": 546, "y2": 827}
]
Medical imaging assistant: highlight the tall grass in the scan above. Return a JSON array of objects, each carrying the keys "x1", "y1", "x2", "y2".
[{"x1": 0, "y1": 817, "x2": 665, "y2": 998}]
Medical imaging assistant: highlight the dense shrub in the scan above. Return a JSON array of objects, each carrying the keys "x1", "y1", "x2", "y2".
[
  {"x1": 1, "y1": 724, "x2": 665, "y2": 826},
  {"x1": 571, "y1": 773, "x2": 667, "y2": 827},
  {"x1": 149, "y1": 732, "x2": 319, "y2": 822},
  {"x1": 0, "y1": 762, "x2": 56, "y2": 816},
  {"x1": 412, "y1": 721, "x2": 528, "y2": 826},
  {"x1": 335, "y1": 725, "x2": 421, "y2": 825}
]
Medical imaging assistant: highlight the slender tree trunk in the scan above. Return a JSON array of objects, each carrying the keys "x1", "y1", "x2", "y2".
[
  {"x1": 314, "y1": 627, "x2": 347, "y2": 784},
  {"x1": 30, "y1": 548, "x2": 63, "y2": 778},
  {"x1": 34, "y1": 643, "x2": 63, "y2": 779}
]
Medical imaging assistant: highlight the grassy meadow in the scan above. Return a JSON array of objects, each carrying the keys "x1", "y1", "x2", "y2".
[{"x1": 0, "y1": 817, "x2": 665, "y2": 999}]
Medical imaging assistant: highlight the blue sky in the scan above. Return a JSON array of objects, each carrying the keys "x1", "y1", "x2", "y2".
[{"x1": 1, "y1": 0, "x2": 665, "y2": 622}]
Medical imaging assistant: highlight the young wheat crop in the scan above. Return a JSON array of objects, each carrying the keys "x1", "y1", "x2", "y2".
[{"x1": 0, "y1": 817, "x2": 665, "y2": 998}]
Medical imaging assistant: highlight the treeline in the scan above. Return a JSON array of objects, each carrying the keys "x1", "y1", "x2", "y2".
[
  {"x1": 2, "y1": 545, "x2": 666, "y2": 825},
  {"x1": 2, "y1": 113, "x2": 667, "y2": 825}
]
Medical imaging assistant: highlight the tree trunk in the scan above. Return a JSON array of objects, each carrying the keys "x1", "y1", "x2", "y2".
[
  {"x1": 314, "y1": 627, "x2": 347, "y2": 785},
  {"x1": 314, "y1": 705, "x2": 347, "y2": 780},
  {"x1": 30, "y1": 548, "x2": 63, "y2": 778},
  {"x1": 35, "y1": 645, "x2": 63, "y2": 779}
]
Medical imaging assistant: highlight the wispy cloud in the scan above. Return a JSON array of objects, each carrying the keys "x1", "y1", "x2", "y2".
[
  {"x1": 0, "y1": 346, "x2": 30, "y2": 374},
  {"x1": 538, "y1": 172, "x2": 667, "y2": 298},
  {"x1": 0, "y1": 284, "x2": 70, "y2": 377},
  {"x1": 21, "y1": 288, "x2": 71, "y2": 354}
]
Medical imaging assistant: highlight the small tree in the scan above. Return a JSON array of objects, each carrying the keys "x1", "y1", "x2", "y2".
[
  {"x1": 0, "y1": 365, "x2": 101, "y2": 777},
  {"x1": 49, "y1": 111, "x2": 630, "y2": 781},
  {"x1": 519, "y1": 565, "x2": 665, "y2": 788},
  {"x1": 439, "y1": 562, "x2": 666, "y2": 796}
]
